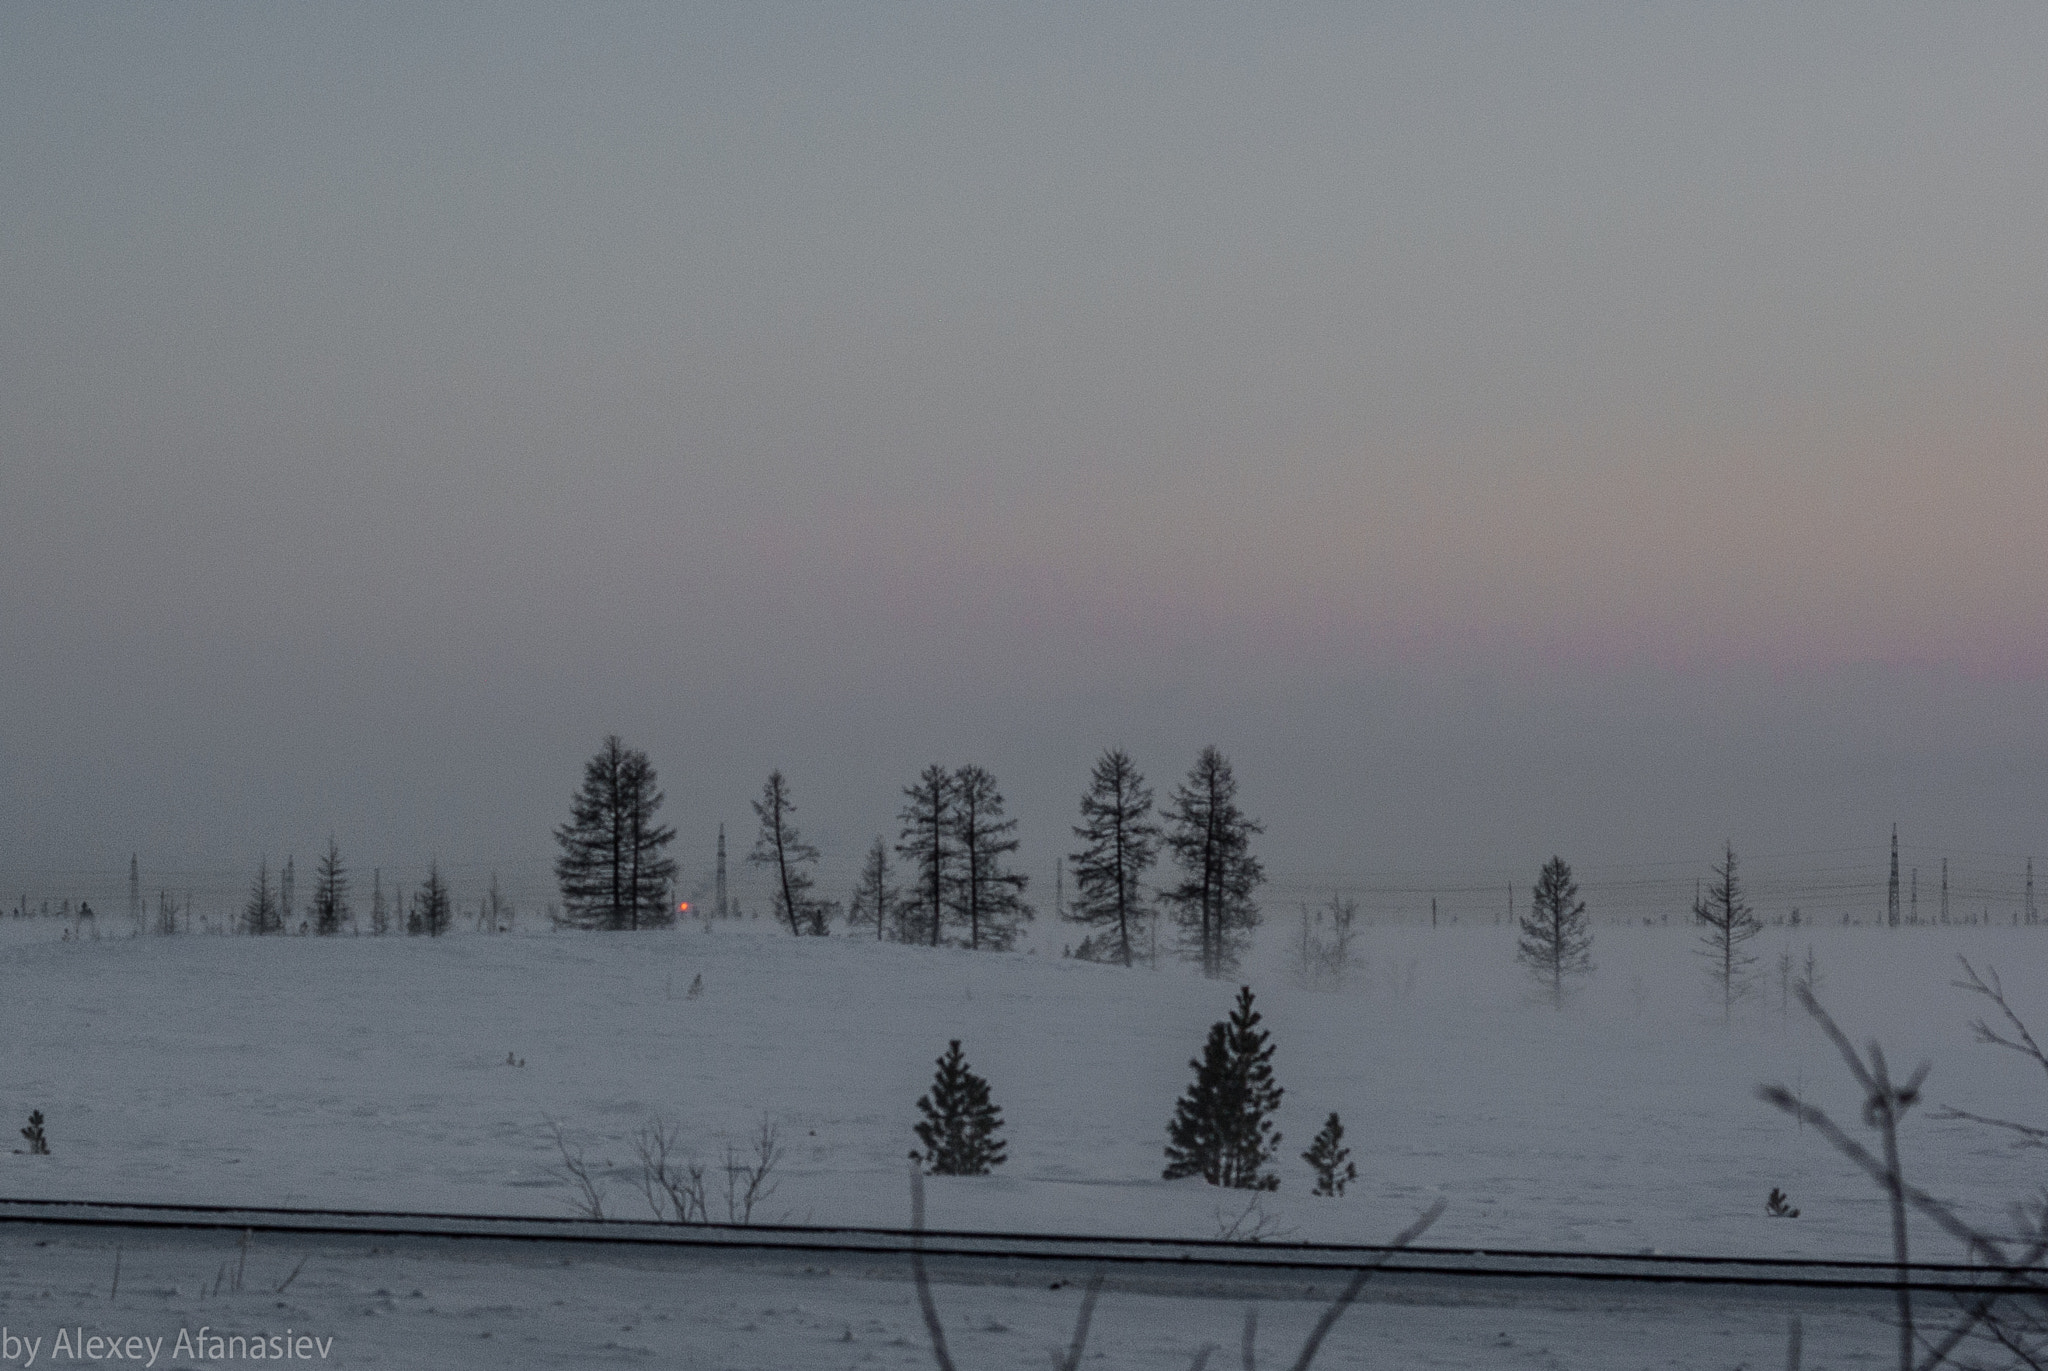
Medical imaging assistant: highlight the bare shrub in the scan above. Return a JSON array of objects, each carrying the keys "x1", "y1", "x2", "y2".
[
  {"x1": 633, "y1": 1117, "x2": 708, "y2": 1224},
  {"x1": 543, "y1": 1117, "x2": 608, "y2": 1219},
  {"x1": 722, "y1": 1118, "x2": 783, "y2": 1224}
]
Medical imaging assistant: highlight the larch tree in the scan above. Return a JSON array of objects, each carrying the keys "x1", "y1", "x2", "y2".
[
  {"x1": 1163, "y1": 986, "x2": 1283, "y2": 1190},
  {"x1": 414, "y1": 859, "x2": 452, "y2": 937},
  {"x1": 1695, "y1": 841, "x2": 1761, "y2": 1019},
  {"x1": 553, "y1": 735, "x2": 679, "y2": 930},
  {"x1": 847, "y1": 836, "x2": 900, "y2": 940},
  {"x1": 749, "y1": 769, "x2": 829, "y2": 935},
  {"x1": 950, "y1": 765, "x2": 1030, "y2": 950},
  {"x1": 1068, "y1": 747, "x2": 1159, "y2": 967},
  {"x1": 1517, "y1": 855, "x2": 1592, "y2": 1007},
  {"x1": 311, "y1": 837, "x2": 351, "y2": 936},
  {"x1": 896, "y1": 764, "x2": 957, "y2": 947},
  {"x1": 1162, "y1": 747, "x2": 1266, "y2": 978}
]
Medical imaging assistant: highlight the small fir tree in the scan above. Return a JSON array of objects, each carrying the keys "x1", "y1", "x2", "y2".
[
  {"x1": 1163, "y1": 986, "x2": 1283, "y2": 1190},
  {"x1": 1301, "y1": 1112, "x2": 1357, "y2": 1197},
  {"x1": 913, "y1": 1041, "x2": 1007, "y2": 1176},
  {"x1": 1517, "y1": 855, "x2": 1592, "y2": 1007},
  {"x1": 847, "y1": 836, "x2": 900, "y2": 940}
]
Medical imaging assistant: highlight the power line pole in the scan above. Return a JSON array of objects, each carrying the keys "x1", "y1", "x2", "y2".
[{"x1": 1887, "y1": 825, "x2": 1901, "y2": 928}]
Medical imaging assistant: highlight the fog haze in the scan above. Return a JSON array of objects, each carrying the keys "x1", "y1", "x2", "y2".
[{"x1": 5, "y1": 5, "x2": 2045, "y2": 905}]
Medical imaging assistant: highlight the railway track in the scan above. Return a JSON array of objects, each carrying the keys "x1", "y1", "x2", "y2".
[{"x1": 0, "y1": 1197, "x2": 2036, "y2": 1302}]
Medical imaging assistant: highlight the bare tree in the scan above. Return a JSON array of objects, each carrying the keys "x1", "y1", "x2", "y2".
[
  {"x1": 847, "y1": 836, "x2": 900, "y2": 940},
  {"x1": 1518, "y1": 856, "x2": 1592, "y2": 1007},
  {"x1": 1067, "y1": 747, "x2": 1159, "y2": 967},
  {"x1": 749, "y1": 770, "x2": 830, "y2": 935},
  {"x1": 1695, "y1": 842, "x2": 1760, "y2": 1019},
  {"x1": 1759, "y1": 976, "x2": 2048, "y2": 1371}
]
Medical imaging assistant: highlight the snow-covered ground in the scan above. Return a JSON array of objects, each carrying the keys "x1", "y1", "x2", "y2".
[{"x1": 2, "y1": 915, "x2": 2042, "y2": 1364}]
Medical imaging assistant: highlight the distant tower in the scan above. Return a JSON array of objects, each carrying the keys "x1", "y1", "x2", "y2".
[
  {"x1": 1941, "y1": 858, "x2": 1949, "y2": 925},
  {"x1": 1887, "y1": 826, "x2": 1901, "y2": 928},
  {"x1": 715, "y1": 824, "x2": 728, "y2": 919}
]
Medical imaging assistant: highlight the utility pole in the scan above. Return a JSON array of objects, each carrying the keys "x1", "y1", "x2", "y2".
[
  {"x1": 128, "y1": 854, "x2": 141, "y2": 932},
  {"x1": 1887, "y1": 826, "x2": 1901, "y2": 928},
  {"x1": 1941, "y1": 858, "x2": 1949, "y2": 925},
  {"x1": 1431, "y1": 896, "x2": 1438, "y2": 929},
  {"x1": 715, "y1": 824, "x2": 728, "y2": 919}
]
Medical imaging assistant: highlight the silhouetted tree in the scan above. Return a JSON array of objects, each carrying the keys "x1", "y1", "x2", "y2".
[
  {"x1": 553, "y1": 735, "x2": 679, "y2": 930},
  {"x1": 1302, "y1": 1113, "x2": 1358, "y2": 1197},
  {"x1": 847, "y1": 837, "x2": 900, "y2": 940},
  {"x1": 242, "y1": 858, "x2": 282, "y2": 936},
  {"x1": 896, "y1": 764, "x2": 957, "y2": 947},
  {"x1": 749, "y1": 769, "x2": 829, "y2": 935},
  {"x1": 1162, "y1": 748, "x2": 1265, "y2": 978},
  {"x1": 414, "y1": 860, "x2": 452, "y2": 937},
  {"x1": 1518, "y1": 855, "x2": 1592, "y2": 1007},
  {"x1": 369, "y1": 868, "x2": 390, "y2": 935},
  {"x1": 311, "y1": 837, "x2": 351, "y2": 936},
  {"x1": 1068, "y1": 747, "x2": 1159, "y2": 967},
  {"x1": 913, "y1": 1040, "x2": 1007, "y2": 1176},
  {"x1": 1163, "y1": 986, "x2": 1283, "y2": 1190},
  {"x1": 950, "y1": 765, "x2": 1030, "y2": 950},
  {"x1": 279, "y1": 854, "x2": 296, "y2": 933},
  {"x1": 1696, "y1": 841, "x2": 1761, "y2": 1019}
]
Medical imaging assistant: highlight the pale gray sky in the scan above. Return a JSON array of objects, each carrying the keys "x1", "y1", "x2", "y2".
[{"x1": 4, "y1": 5, "x2": 2045, "y2": 910}]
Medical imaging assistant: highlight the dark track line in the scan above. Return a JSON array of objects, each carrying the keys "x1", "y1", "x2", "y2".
[{"x1": 0, "y1": 1199, "x2": 2039, "y2": 1295}]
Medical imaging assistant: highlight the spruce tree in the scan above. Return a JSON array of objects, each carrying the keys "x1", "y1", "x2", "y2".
[
  {"x1": 1301, "y1": 1112, "x2": 1358, "y2": 1197},
  {"x1": 311, "y1": 837, "x2": 351, "y2": 936},
  {"x1": 553, "y1": 735, "x2": 680, "y2": 930},
  {"x1": 913, "y1": 1040, "x2": 1007, "y2": 1176},
  {"x1": 1162, "y1": 748, "x2": 1266, "y2": 977},
  {"x1": 1517, "y1": 855, "x2": 1592, "y2": 1007},
  {"x1": 950, "y1": 765, "x2": 1030, "y2": 950},
  {"x1": 749, "y1": 770, "x2": 830, "y2": 935},
  {"x1": 1163, "y1": 986, "x2": 1283, "y2": 1190},
  {"x1": 1068, "y1": 747, "x2": 1159, "y2": 967}
]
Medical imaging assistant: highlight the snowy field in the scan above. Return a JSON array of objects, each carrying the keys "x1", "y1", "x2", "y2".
[{"x1": 3, "y1": 916, "x2": 2044, "y2": 1365}]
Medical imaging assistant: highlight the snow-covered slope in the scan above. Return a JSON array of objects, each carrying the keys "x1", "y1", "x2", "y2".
[{"x1": 3, "y1": 917, "x2": 2042, "y2": 1263}]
